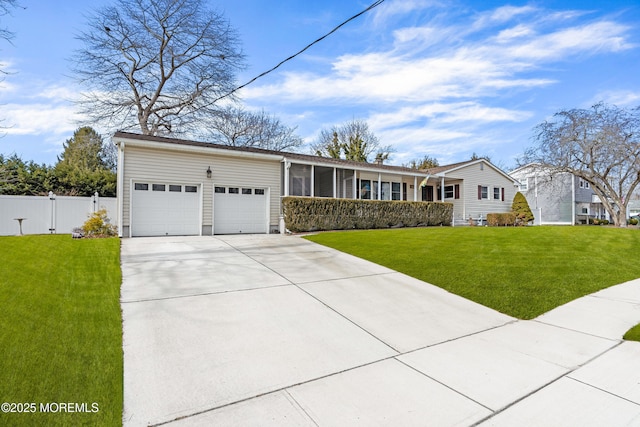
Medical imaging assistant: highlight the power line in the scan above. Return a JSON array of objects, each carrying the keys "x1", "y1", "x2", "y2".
[{"x1": 214, "y1": 0, "x2": 386, "y2": 103}]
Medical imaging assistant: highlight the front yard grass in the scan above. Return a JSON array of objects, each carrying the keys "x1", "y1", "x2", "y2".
[
  {"x1": 305, "y1": 226, "x2": 640, "y2": 319},
  {"x1": 624, "y1": 324, "x2": 640, "y2": 342},
  {"x1": 0, "y1": 235, "x2": 122, "y2": 426}
]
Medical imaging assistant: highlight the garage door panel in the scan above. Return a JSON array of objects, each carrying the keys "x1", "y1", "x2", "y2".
[
  {"x1": 132, "y1": 183, "x2": 200, "y2": 237},
  {"x1": 214, "y1": 187, "x2": 267, "y2": 234}
]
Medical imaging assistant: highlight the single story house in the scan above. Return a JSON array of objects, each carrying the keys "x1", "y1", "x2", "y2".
[{"x1": 114, "y1": 132, "x2": 519, "y2": 237}]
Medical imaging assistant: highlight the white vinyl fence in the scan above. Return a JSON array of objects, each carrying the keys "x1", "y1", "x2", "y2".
[{"x1": 0, "y1": 192, "x2": 117, "y2": 236}]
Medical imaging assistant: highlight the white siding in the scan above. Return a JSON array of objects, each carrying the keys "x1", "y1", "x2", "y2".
[
  {"x1": 121, "y1": 146, "x2": 281, "y2": 235},
  {"x1": 449, "y1": 162, "x2": 516, "y2": 221}
]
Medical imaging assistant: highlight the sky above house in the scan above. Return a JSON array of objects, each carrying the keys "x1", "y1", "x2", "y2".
[{"x1": 1, "y1": 0, "x2": 639, "y2": 170}]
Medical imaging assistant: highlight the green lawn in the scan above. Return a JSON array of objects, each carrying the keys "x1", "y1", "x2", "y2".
[
  {"x1": 624, "y1": 324, "x2": 640, "y2": 342},
  {"x1": 0, "y1": 235, "x2": 122, "y2": 426},
  {"x1": 305, "y1": 226, "x2": 640, "y2": 319}
]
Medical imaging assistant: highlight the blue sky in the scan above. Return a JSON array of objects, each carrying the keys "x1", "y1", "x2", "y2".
[{"x1": 1, "y1": 0, "x2": 639, "y2": 170}]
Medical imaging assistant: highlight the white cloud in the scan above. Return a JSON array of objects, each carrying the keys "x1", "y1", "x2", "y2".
[
  {"x1": 371, "y1": 0, "x2": 441, "y2": 26},
  {"x1": 588, "y1": 90, "x2": 640, "y2": 107},
  {"x1": 245, "y1": 9, "x2": 632, "y2": 106},
  {"x1": 2, "y1": 103, "x2": 80, "y2": 136}
]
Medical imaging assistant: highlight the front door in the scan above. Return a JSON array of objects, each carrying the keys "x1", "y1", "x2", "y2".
[{"x1": 422, "y1": 185, "x2": 434, "y2": 202}]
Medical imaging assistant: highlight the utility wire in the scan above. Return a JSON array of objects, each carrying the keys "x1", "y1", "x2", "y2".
[{"x1": 214, "y1": 0, "x2": 386, "y2": 103}]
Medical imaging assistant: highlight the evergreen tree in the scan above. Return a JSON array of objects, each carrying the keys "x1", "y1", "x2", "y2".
[
  {"x1": 512, "y1": 192, "x2": 534, "y2": 225},
  {"x1": 54, "y1": 127, "x2": 116, "y2": 196}
]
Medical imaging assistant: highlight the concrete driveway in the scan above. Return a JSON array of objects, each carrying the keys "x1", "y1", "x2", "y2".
[{"x1": 121, "y1": 235, "x2": 640, "y2": 426}]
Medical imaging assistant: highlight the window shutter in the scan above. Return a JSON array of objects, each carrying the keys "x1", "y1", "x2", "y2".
[
  {"x1": 478, "y1": 185, "x2": 482, "y2": 200},
  {"x1": 501, "y1": 188, "x2": 505, "y2": 201},
  {"x1": 455, "y1": 184, "x2": 460, "y2": 199}
]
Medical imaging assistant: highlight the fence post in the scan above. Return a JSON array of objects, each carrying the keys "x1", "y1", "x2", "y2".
[
  {"x1": 93, "y1": 192, "x2": 99, "y2": 213},
  {"x1": 48, "y1": 191, "x2": 56, "y2": 234}
]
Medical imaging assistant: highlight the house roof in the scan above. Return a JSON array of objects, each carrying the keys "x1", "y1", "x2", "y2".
[
  {"x1": 113, "y1": 131, "x2": 516, "y2": 182},
  {"x1": 113, "y1": 131, "x2": 425, "y2": 176}
]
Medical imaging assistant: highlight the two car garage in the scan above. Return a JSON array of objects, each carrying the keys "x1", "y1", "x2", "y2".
[{"x1": 130, "y1": 182, "x2": 268, "y2": 237}]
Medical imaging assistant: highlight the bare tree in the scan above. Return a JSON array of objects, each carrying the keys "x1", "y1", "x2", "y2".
[
  {"x1": 312, "y1": 119, "x2": 392, "y2": 163},
  {"x1": 72, "y1": 0, "x2": 245, "y2": 136},
  {"x1": 0, "y1": 0, "x2": 20, "y2": 43},
  {"x1": 204, "y1": 106, "x2": 303, "y2": 151},
  {"x1": 404, "y1": 154, "x2": 439, "y2": 170},
  {"x1": 522, "y1": 102, "x2": 640, "y2": 227}
]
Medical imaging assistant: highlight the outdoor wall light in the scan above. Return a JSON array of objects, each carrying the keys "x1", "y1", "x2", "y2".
[{"x1": 206, "y1": 166, "x2": 212, "y2": 179}]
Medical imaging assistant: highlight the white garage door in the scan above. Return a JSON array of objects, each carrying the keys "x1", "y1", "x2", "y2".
[
  {"x1": 131, "y1": 183, "x2": 201, "y2": 237},
  {"x1": 214, "y1": 186, "x2": 267, "y2": 234}
]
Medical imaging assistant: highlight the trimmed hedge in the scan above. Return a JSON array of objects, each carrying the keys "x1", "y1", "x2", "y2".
[
  {"x1": 282, "y1": 197, "x2": 453, "y2": 233},
  {"x1": 486, "y1": 212, "x2": 517, "y2": 226}
]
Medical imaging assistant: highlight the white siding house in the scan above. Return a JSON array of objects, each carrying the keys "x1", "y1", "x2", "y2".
[
  {"x1": 421, "y1": 160, "x2": 519, "y2": 224},
  {"x1": 115, "y1": 132, "x2": 518, "y2": 236},
  {"x1": 510, "y1": 164, "x2": 608, "y2": 225}
]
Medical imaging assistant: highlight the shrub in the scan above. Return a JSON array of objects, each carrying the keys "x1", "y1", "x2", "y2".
[
  {"x1": 81, "y1": 209, "x2": 117, "y2": 238},
  {"x1": 511, "y1": 192, "x2": 534, "y2": 225},
  {"x1": 629, "y1": 218, "x2": 639, "y2": 226},
  {"x1": 282, "y1": 197, "x2": 453, "y2": 233},
  {"x1": 487, "y1": 212, "x2": 517, "y2": 226}
]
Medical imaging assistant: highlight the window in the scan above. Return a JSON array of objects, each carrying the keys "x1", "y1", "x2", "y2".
[
  {"x1": 229, "y1": 187, "x2": 239, "y2": 194},
  {"x1": 478, "y1": 185, "x2": 488, "y2": 200},
  {"x1": 254, "y1": 189, "x2": 265, "y2": 195},
  {"x1": 381, "y1": 182, "x2": 390, "y2": 200},
  {"x1": 360, "y1": 180, "x2": 371, "y2": 199},
  {"x1": 134, "y1": 183, "x2": 148, "y2": 191},
  {"x1": 214, "y1": 186, "x2": 226, "y2": 193},
  {"x1": 444, "y1": 185, "x2": 455, "y2": 199},
  {"x1": 185, "y1": 186, "x2": 198, "y2": 193},
  {"x1": 519, "y1": 179, "x2": 528, "y2": 191},
  {"x1": 242, "y1": 188, "x2": 252, "y2": 195},
  {"x1": 582, "y1": 207, "x2": 589, "y2": 214},
  {"x1": 579, "y1": 179, "x2": 590, "y2": 189},
  {"x1": 494, "y1": 187, "x2": 501, "y2": 200},
  {"x1": 169, "y1": 185, "x2": 182, "y2": 192},
  {"x1": 392, "y1": 182, "x2": 401, "y2": 200},
  {"x1": 152, "y1": 184, "x2": 166, "y2": 191}
]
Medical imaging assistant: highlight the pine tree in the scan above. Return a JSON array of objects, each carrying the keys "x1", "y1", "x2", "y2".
[
  {"x1": 512, "y1": 192, "x2": 534, "y2": 225},
  {"x1": 54, "y1": 127, "x2": 116, "y2": 196}
]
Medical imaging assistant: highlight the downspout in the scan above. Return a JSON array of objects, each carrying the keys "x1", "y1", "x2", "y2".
[
  {"x1": 281, "y1": 159, "x2": 291, "y2": 234},
  {"x1": 571, "y1": 173, "x2": 576, "y2": 225},
  {"x1": 116, "y1": 141, "x2": 125, "y2": 238}
]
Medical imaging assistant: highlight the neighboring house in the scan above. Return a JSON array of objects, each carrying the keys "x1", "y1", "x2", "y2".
[
  {"x1": 628, "y1": 199, "x2": 640, "y2": 217},
  {"x1": 510, "y1": 164, "x2": 608, "y2": 225},
  {"x1": 114, "y1": 132, "x2": 518, "y2": 237}
]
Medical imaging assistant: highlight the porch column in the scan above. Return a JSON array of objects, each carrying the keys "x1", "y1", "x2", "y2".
[
  {"x1": 283, "y1": 160, "x2": 290, "y2": 197},
  {"x1": 353, "y1": 169, "x2": 357, "y2": 199},
  {"x1": 441, "y1": 176, "x2": 445, "y2": 200},
  {"x1": 378, "y1": 173, "x2": 382, "y2": 200},
  {"x1": 333, "y1": 168, "x2": 337, "y2": 198},
  {"x1": 310, "y1": 165, "x2": 315, "y2": 197},
  {"x1": 413, "y1": 176, "x2": 417, "y2": 201}
]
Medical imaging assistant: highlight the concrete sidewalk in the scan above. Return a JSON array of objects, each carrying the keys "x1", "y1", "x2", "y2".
[{"x1": 121, "y1": 235, "x2": 640, "y2": 426}]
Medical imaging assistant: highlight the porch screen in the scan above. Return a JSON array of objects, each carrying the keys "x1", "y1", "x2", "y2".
[{"x1": 289, "y1": 164, "x2": 311, "y2": 196}]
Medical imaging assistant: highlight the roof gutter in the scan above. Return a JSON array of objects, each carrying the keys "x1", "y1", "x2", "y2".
[{"x1": 113, "y1": 135, "x2": 285, "y2": 162}]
